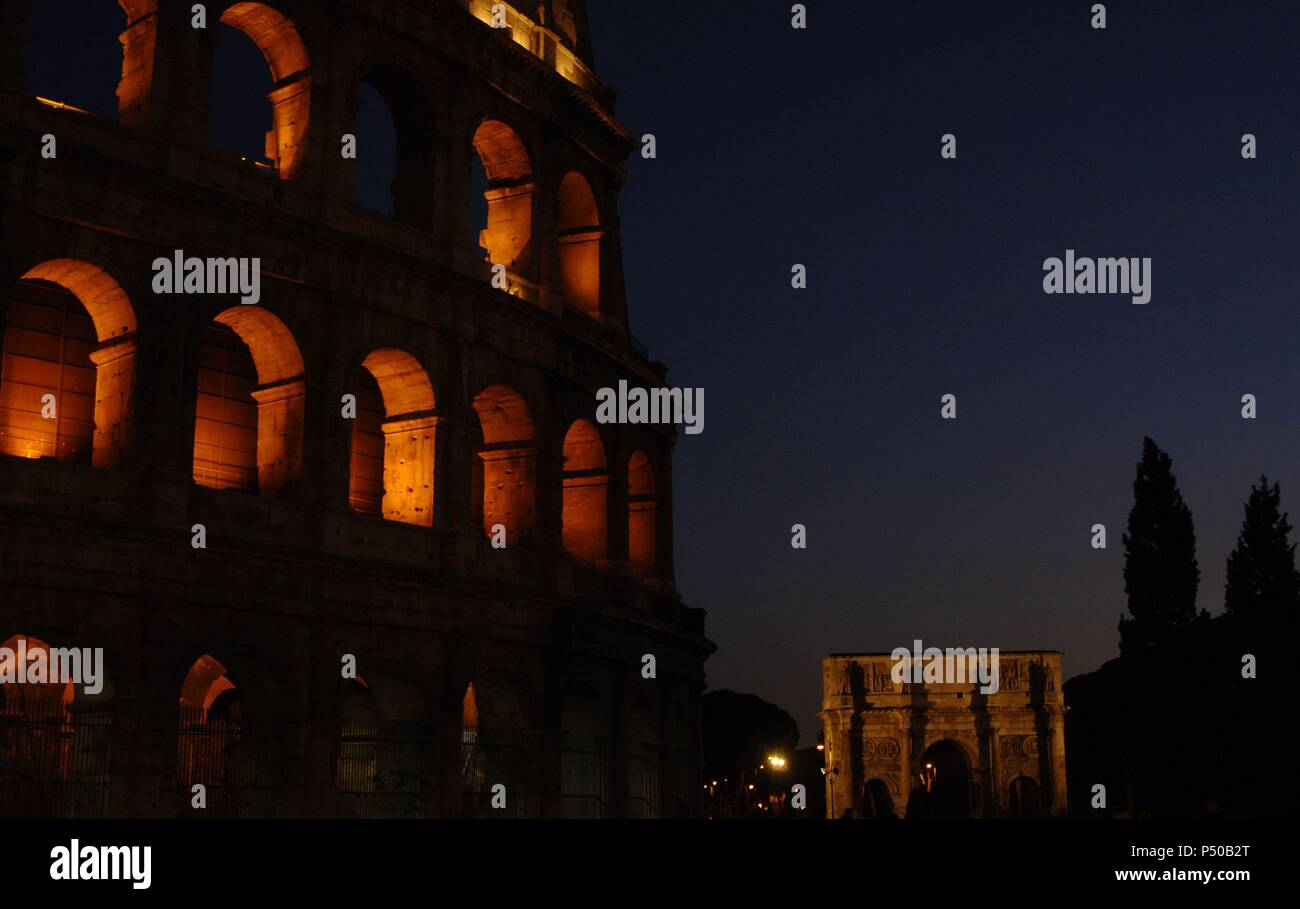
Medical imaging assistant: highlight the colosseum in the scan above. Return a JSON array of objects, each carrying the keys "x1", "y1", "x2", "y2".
[{"x1": 0, "y1": 0, "x2": 713, "y2": 819}]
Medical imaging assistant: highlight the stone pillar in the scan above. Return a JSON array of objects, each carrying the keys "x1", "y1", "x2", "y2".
[
  {"x1": 251, "y1": 378, "x2": 305, "y2": 495},
  {"x1": 380, "y1": 414, "x2": 438, "y2": 526},
  {"x1": 89, "y1": 337, "x2": 138, "y2": 469}
]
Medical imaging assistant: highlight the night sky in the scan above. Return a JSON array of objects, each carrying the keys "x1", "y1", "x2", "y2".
[{"x1": 24, "y1": 2, "x2": 1300, "y2": 744}]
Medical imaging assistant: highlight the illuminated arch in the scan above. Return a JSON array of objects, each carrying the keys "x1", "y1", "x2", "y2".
[
  {"x1": 0, "y1": 633, "x2": 113, "y2": 818},
  {"x1": 471, "y1": 120, "x2": 534, "y2": 276},
  {"x1": 557, "y1": 171, "x2": 602, "y2": 315},
  {"x1": 561, "y1": 419, "x2": 607, "y2": 563},
  {"x1": 1, "y1": 260, "x2": 138, "y2": 466},
  {"x1": 460, "y1": 672, "x2": 534, "y2": 818},
  {"x1": 627, "y1": 451, "x2": 657, "y2": 578},
  {"x1": 176, "y1": 653, "x2": 278, "y2": 817},
  {"x1": 349, "y1": 349, "x2": 437, "y2": 526},
  {"x1": 472, "y1": 385, "x2": 536, "y2": 544},
  {"x1": 217, "y1": 3, "x2": 312, "y2": 179},
  {"x1": 193, "y1": 306, "x2": 305, "y2": 495}
]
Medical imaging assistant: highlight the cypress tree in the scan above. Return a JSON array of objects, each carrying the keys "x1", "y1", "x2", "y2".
[
  {"x1": 1224, "y1": 476, "x2": 1300, "y2": 630},
  {"x1": 1119, "y1": 437, "x2": 1200, "y2": 654}
]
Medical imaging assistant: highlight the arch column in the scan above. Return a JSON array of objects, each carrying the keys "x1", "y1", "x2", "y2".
[
  {"x1": 250, "y1": 378, "x2": 306, "y2": 495},
  {"x1": 88, "y1": 337, "x2": 138, "y2": 469},
  {"x1": 380, "y1": 412, "x2": 438, "y2": 526}
]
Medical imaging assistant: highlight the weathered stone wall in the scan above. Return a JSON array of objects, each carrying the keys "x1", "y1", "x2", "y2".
[{"x1": 0, "y1": 0, "x2": 710, "y2": 818}]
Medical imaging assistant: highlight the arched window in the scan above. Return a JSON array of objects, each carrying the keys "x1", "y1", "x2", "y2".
[
  {"x1": 460, "y1": 676, "x2": 529, "y2": 818},
  {"x1": 352, "y1": 68, "x2": 435, "y2": 228},
  {"x1": 472, "y1": 385, "x2": 535, "y2": 545},
  {"x1": 560, "y1": 685, "x2": 607, "y2": 818},
  {"x1": 557, "y1": 171, "x2": 601, "y2": 315},
  {"x1": 337, "y1": 674, "x2": 427, "y2": 819},
  {"x1": 1008, "y1": 775, "x2": 1042, "y2": 818},
  {"x1": 0, "y1": 261, "x2": 137, "y2": 467},
  {"x1": 470, "y1": 120, "x2": 534, "y2": 282},
  {"x1": 193, "y1": 306, "x2": 305, "y2": 496},
  {"x1": 210, "y1": 3, "x2": 312, "y2": 178},
  {"x1": 627, "y1": 451, "x2": 657, "y2": 578},
  {"x1": 349, "y1": 349, "x2": 436, "y2": 526},
  {"x1": 562, "y1": 419, "x2": 607, "y2": 563},
  {"x1": 176, "y1": 653, "x2": 279, "y2": 817},
  {"x1": 0, "y1": 633, "x2": 113, "y2": 818}
]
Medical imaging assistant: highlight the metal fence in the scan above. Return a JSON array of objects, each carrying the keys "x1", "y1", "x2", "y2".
[
  {"x1": 0, "y1": 697, "x2": 112, "y2": 818},
  {"x1": 176, "y1": 706, "x2": 280, "y2": 818},
  {"x1": 336, "y1": 718, "x2": 429, "y2": 819}
]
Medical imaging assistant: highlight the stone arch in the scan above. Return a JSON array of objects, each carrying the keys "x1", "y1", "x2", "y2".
[
  {"x1": 351, "y1": 63, "x2": 436, "y2": 228},
  {"x1": 0, "y1": 631, "x2": 114, "y2": 818},
  {"x1": 471, "y1": 384, "x2": 536, "y2": 545},
  {"x1": 862, "y1": 777, "x2": 897, "y2": 819},
  {"x1": 556, "y1": 171, "x2": 602, "y2": 315},
  {"x1": 1, "y1": 260, "x2": 138, "y2": 467},
  {"x1": 334, "y1": 673, "x2": 428, "y2": 818},
  {"x1": 175, "y1": 649, "x2": 284, "y2": 817},
  {"x1": 561, "y1": 419, "x2": 608, "y2": 563},
  {"x1": 460, "y1": 669, "x2": 538, "y2": 818},
  {"x1": 193, "y1": 306, "x2": 305, "y2": 495},
  {"x1": 471, "y1": 119, "x2": 535, "y2": 277},
  {"x1": 918, "y1": 739, "x2": 972, "y2": 818},
  {"x1": 627, "y1": 450, "x2": 657, "y2": 578},
  {"x1": 215, "y1": 3, "x2": 312, "y2": 179},
  {"x1": 350, "y1": 349, "x2": 437, "y2": 526},
  {"x1": 1008, "y1": 774, "x2": 1042, "y2": 818}
]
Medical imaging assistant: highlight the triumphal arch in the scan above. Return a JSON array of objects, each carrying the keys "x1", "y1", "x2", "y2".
[{"x1": 819, "y1": 651, "x2": 1067, "y2": 818}]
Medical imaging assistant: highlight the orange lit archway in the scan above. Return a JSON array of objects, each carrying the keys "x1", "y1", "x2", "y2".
[
  {"x1": 627, "y1": 451, "x2": 656, "y2": 578},
  {"x1": 472, "y1": 385, "x2": 536, "y2": 545},
  {"x1": 557, "y1": 171, "x2": 602, "y2": 316},
  {"x1": 349, "y1": 348, "x2": 436, "y2": 526},
  {"x1": 176, "y1": 653, "x2": 278, "y2": 817},
  {"x1": 471, "y1": 120, "x2": 534, "y2": 277},
  {"x1": 0, "y1": 260, "x2": 138, "y2": 467},
  {"x1": 217, "y1": 3, "x2": 312, "y2": 178},
  {"x1": 0, "y1": 633, "x2": 112, "y2": 818},
  {"x1": 193, "y1": 306, "x2": 305, "y2": 495},
  {"x1": 561, "y1": 419, "x2": 607, "y2": 563}
]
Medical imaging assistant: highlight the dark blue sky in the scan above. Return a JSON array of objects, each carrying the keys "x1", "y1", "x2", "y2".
[
  {"x1": 591, "y1": 0, "x2": 1300, "y2": 741},
  {"x1": 24, "y1": 2, "x2": 1300, "y2": 743}
]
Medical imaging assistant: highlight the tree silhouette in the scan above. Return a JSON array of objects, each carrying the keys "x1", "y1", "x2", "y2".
[
  {"x1": 1225, "y1": 476, "x2": 1300, "y2": 631},
  {"x1": 1119, "y1": 437, "x2": 1201, "y2": 654}
]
